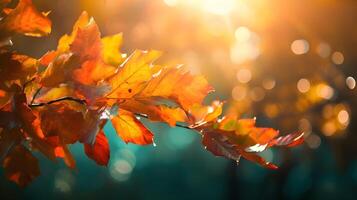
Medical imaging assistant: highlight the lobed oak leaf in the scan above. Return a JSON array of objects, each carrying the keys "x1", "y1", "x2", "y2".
[
  {"x1": 2, "y1": 145, "x2": 40, "y2": 187},
  {"x1": 37, "y1": 102, "x2": 103, "y2": 145},
  {"x1": 73, "y1": 60, "x2": 115, "y2": 86},
  {"x1": 107, "y1": 50, "x2": 161, "y2": 99},
  {"x1": 0, "y1": 0, "x2": 51, "y2": 37},
  {"x1": 40, "y1": 11, "x2": 115, "y2": 98},
  {"x1": 38, "y1": 103, "x2": 86, "y2": 144},
  {"x1": 111, "y1": 109, "x2": 153, "y2": 145},
  {"x1": 84, "y1": 130, "x2": 110, "y2": 166},
  {"x1": 40, "y1": 53, "x2": 80, "y2": 87},
  {"x1": 197, "y1": 116, "x2": 304, "y2": 169},
  {"x1": 138, "y1": 65, "x2": 214, "y2": 111}
]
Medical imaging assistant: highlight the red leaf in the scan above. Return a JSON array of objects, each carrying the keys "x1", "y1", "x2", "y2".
[
  {"x1": 2, "y1": 145, "x2": 40, "y2": 187},
  {"x1": 84, "y1": 130, "x2": 110, "y2": 166},
  {"x1": 269, "y1": 131, "x2": 305, "y2": 148}
]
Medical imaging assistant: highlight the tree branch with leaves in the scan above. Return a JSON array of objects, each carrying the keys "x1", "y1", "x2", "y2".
[{"x1": 0, "y1": 0, "x2": 304, "y2": 187}]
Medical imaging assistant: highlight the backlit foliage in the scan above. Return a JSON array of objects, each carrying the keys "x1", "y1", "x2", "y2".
[{"x1": 0, "y1": 0, "x2": 303, "y2": 187}]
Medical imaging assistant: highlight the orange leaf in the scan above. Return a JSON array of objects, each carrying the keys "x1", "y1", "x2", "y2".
[
  {"x1": 70, "y1": 18, "x2": 101, "y2": 61},
  {"x1": 0, "y1": 0, "x2": 51, "y2": 37},
  {"x1": 189, "y1": 100, "x2": 223, "y2": 124},
  {"x1": 40, "y1": 53, "x2": 80, "y2": 87},
  {"x1": 111, "y1": 109, "x2": 153, "y2": 145},
  {"x1": 139, "y1": 66, "x2": 213, "y2": 111},
  {"x1": 57, "y1": 11, "x2": 90, "y2": 53},
  {"x1": 84, "y1": 130, "x2": 110, "y2": 166},
  {"x1": 119, "y1": 99, "x2": 188, "y2": 126}
]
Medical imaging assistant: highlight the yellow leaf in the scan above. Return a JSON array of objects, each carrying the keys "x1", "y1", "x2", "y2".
[
  {"x1": 107, "y1": 50, "x2": 161, "y2": 98},
  {"x1": 101, "y1": 33, "x2": 125, "y2": 66}
]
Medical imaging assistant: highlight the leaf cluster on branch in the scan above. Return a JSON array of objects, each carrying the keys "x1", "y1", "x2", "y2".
[{"x1": 0, "y1": 0, "x2": 304, "y2": 187}]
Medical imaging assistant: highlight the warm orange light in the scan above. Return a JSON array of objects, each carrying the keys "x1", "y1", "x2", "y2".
[
  {"x1": 346, "y1": 76, "x2": 356, "y2": 90},
  {"x1": 297, "y1": 78, "x2": 311, "y2": 93},
  {"x1": 331, "y1": 51, "x2": 344, "y2": 65},
  {"x1": 291, "y1": 39, "x2": 309, "y2": 55},
  {"x1": 237, "y1": 69, "x2": 252, "y2": 83}
]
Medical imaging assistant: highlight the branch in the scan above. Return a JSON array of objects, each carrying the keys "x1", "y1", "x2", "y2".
[
  {"x1": 28, "y1": 97, "x2": 193, "y2": 130},
  {"x1": 30, "y1": 87, "x2": 42, "y2": 105},
  {"x1": 28, "y1": 96, "x2": 87, "y2": 108},
  {"x1": 134, "y1": 113, "x2": 193, "y2": 130}
]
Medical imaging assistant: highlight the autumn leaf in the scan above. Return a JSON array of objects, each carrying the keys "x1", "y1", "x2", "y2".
[
  {"x1": 189, "y1": 100, "x2": 223, "y2": 124},
  {"x1": 111, "y1": 109, "x2": 154, "y2": 145},
  {"x1": 84, "y1": 130, "x2": 110, "y2": 166},
  {"x1": 101, "y1": 33, "x2": 125, "y2": 66},
  {"x1": 0, "y1": 0, "x2": 51, "y2": 37},
  {"x1": 57, "y1": 11, "x2": 90, "y2": 53},
  {"x1": 39, "y1": 53, "x2": 79, "y2": 87},
  {"x1": 107, "y1": 50, "x2": 161, "y2": 99},
  {"x1": 0, "y1": 129, "x2": 22, "y2": 162},
  {"x1": 2, "y1": 145, "x2": 40, "y2": 187},
  {"x1": 119, "y1": 99, "x2": 188, "y2": 127},
  {"x1": 37, "y1": 102, "x2": 103, "y2": 144},
  {"x1": 0, "y1": 52, "x2": 38, "y2": 84},
  {"x1": 197, "y1": 116, "x2": 304, "y2": 169},
  {"x1": 138, "y1": 65, "x2": 214, "y2": 111}
]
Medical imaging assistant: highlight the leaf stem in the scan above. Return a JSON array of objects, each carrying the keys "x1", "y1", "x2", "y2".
[{"x1": 134, "y1": 113, "x2": 193, "y2": 130}]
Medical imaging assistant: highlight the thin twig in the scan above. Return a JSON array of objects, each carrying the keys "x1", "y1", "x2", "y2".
[
  {"x1": 22, "y1": 77, "x2": 36, "y2": 92},
  {"x1": 28, "y1": 96, "x2": 87, "y2": 108},
  {"x1": 30, "y1": 87, "x2": 42, "y2": 104},
  {"x1": 134, "y1": 112, "x2": 193, "y2": 130}
]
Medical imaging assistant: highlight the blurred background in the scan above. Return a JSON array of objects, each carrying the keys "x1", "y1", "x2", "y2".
[{"x1": 1, "y1": 0, "x2": 357, "y2": 199}]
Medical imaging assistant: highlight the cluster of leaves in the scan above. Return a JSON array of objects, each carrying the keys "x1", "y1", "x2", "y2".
[{"x1": 0, "y1": 0, "x2": 304, "y2": 187}]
